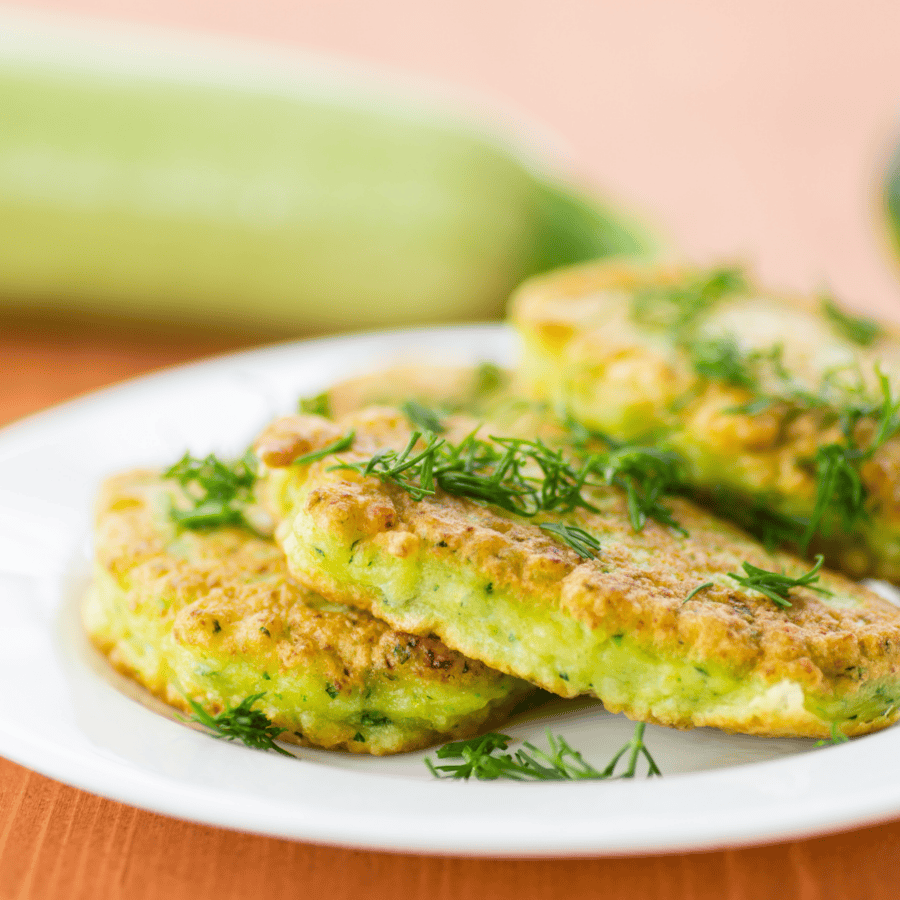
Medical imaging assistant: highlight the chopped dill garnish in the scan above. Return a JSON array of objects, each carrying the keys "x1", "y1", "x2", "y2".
[
  {"x1": 471, "y1": 362, "x2": 507, "y2": 399},
  {"x1": 600, "y1": 445, "x2": 686, "y2": 535},
  {"x1": 631, "y1": 266, "x2": 746, "y2": 331},
  {"x1": 815, "y1": 721, "x2": 850, "y2": 747},
  {"x1": 868, "y1": 369, "x2": 900, "y2": 447},
  {"x1": 184, "y1": 692, "x2": 292, "y2": 756},
  {"x1": 538, "y1": 523, "x2": 602, "y2": 559},
  {"x1": 165, "y1": 450, "x2": 258, "y2": 531},
  {"x1": 689, "y1": 337, "x2": 760, "y2": 390},
  {"x1": 557, "y1": 415, "x2": 688, "y2": 535},
  {"x1": 340, "y1": 431, "x2": 450, "y2": 502},
  {"x1": 673, "y1": 317, "x2": 899, "y2": 550},
  {"x1": 401, "y1": 400, "x2": 446, "y2": 434},
  {"x1": 292, "y1": 431, "x2": 355, "y2": 466},
  {"x1": 726, "y1": 555, "x2": 827, "y2": 608},
  {"x1": 490, "y1": 436, "x2": 597, "y2": 515},
  {"x1": 337, "y1": 431, "x2": 599, "y2": 518},
  {"x1": 802, "y1": 443, "x2": 867, "y2": 548},
  {"x1": 683, "y1": 581, "x2": 714, "y2": 604},
  {"x1": 799, "y1": 369, "x2": 900, "y2": 548},
  {"x1": 298, "y1": 391, "x2": 331, "y2": 417},
  {"x1": 822, "y1": 296, "x2": 881, "y2": 347},
  {"x1": 334, "y1": 411, "x2": 687, "y2": 538},
  {"x1": 722, "y1": 344, "x2": 833, "y2": 417},
  {"x1": 425, "y1": 724, "x2": 661, "y2": 781}
]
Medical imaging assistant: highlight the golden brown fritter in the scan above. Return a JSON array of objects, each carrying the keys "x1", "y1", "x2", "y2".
[
  {"x1": 257, "y1": 407, "x2": 900, "y2": 739},
  {"x1": 84, "y1": 469, "x2": 532, "y2": 755},
  {"x1": 510, "y1": 260, "x2": 900, "y2": 581}
]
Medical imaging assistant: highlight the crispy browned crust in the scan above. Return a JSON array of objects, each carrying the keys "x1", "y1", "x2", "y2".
[
  {"x1": 254, "y1": 409, "x2": 414, "y2": 470},
  {"x1": 261, "y1": 407, "x2": 900, "y2": 737},
  {"x1": 88, "y1": 470, "x2": 530, "y2": 754}
]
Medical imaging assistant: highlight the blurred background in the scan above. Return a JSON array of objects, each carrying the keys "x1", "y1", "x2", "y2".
[{"x1": 3, "y1": 0, "x2": 900, "y2": 419}]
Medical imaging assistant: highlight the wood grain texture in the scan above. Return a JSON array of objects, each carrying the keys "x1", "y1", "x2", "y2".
[
  {"x1": 2, "y1": 750, "x2": 900, "y2": 900},
  {"x1": 0, "y1": 317, "x2": 262, "y2": 428},
  {"x1": 2, "y1": 322, "x2": 900, "y2": 900}
]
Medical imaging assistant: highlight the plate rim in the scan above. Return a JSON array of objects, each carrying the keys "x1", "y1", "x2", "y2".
[{"x1": 3, "y1": 322, "x2": 900, "y2": 857}]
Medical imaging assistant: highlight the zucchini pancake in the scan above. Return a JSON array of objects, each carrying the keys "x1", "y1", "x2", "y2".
[
  {"x1": 511, "y1": 261, "x2": 900, "y2": 582},
  {"x1": 256, "y1": 407, "x2": 900, "y2": 740},
  {"x1": 84, "y1": 468, "x2": 531, "y2": 754}
]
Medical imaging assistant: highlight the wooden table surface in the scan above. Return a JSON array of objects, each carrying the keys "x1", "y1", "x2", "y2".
[{"x1": 6, "y1": 1, "x2": 900, "y2": 897}]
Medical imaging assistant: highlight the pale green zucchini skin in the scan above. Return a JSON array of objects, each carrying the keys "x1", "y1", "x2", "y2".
[{"x1": 0, "y1": 27, "x2": 651, "y2": 331}]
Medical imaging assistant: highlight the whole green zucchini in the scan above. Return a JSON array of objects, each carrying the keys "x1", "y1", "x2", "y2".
[{"x1": 0, "y1": 13, "x2": 653, "y2": 331}]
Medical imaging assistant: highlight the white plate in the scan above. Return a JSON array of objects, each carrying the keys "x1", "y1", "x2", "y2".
[{"x1": 2, "y1": 323, "x2": 900, "y2": 857}]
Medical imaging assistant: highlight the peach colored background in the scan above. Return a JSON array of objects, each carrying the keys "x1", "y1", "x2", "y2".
[
  {"x1": 5, "y1": 2, "x2": 900, "y2": 898},
  {"x1": 17, "y1": 0, "x2": 900, "y2": 324}
]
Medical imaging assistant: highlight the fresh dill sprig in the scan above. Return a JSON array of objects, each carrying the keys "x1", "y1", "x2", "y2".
[
  {"x1": 868, "y1": 368, "x2": 900, "y2": 447},
  {"x1": 336, "y1": 409, "x2": 687, "y2": 551},
  {"x1": 298, "y1": 392, "x2": 331, "y2": 417},
  {"x1": 345, "y1": 431, "x2": 446, "y2": 501},
  {"x1": 338, "y1": 431, "x2": 599, "y2": 518},
  {"x1": 722, "y1": 344, "x2": 835, "y2": 417},
  {"x1": 557, "y1": 415, "x2": 688, "y2": 535},
  {"x1": 425, "y1": 724, "x2": 661, "y2": 781},
  {"x1": 538, "y1": 523, "x2": 602, "y2": 559},
  {"x1": 184, "y1": 692, "x2": 292, "y2": 756},
  {"x1": 727, "y1": 555, "x2": 827, "y2": 608},
  {"x1": 601, "y1": 446, "x2": 686, "y2": 535},
  {"x1": 491, "y1": 436, "x2": 598, "y2": 515},
  {"x1": 401, "y1": 400, "x2": 446, "y2": 434},
  {"x1": 471, "y1": 362, "x2": 507, "y2": 399},
  {"x1": 815, "y1": 721, "x2": 850, "y2": 747},
  {"x1": 621, "y1": 268, "x2": 895, "y2": 554},
  {"x1": 338, "y1": 429, "x2": 608, "y2": 558},
  {"x1": 799, "y1": 369, "x2": 900, "y2": 548},
  {"x1": 164, "y1": 450, "x2": 258, "y2": 531},
  {"x1": 429, "y1": 437, "x2": 544, "y2": 513},
  {"x1": 631, "y1": 267, "x2": 746, "y2": 332},
  {"x1": 822, "y1": 296, "x2": 881, "y2": 347},
  {"x1": 689, "y1": 337, "x2": 760, "y2": 390},
  {"x1": 802, "y1": 443, "x2": 867, "y2": 548},
  {"x1": 683, "y1": 581, "x2": 714, "y2": 604},
  {"x1": 680, "y1": 328, "x2": 900, "y2": 550},
  {"x1": 292, "y1": 431, "x2": 356, "y2": 466}
]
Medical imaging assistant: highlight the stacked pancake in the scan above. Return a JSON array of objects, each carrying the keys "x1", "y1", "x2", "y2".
[
  {"x1": 86, "y1": 263, "x2": 900, "y2": 753},
  {"x1": 85, "y1": 464, "x2": 532, "y2": 755}
]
